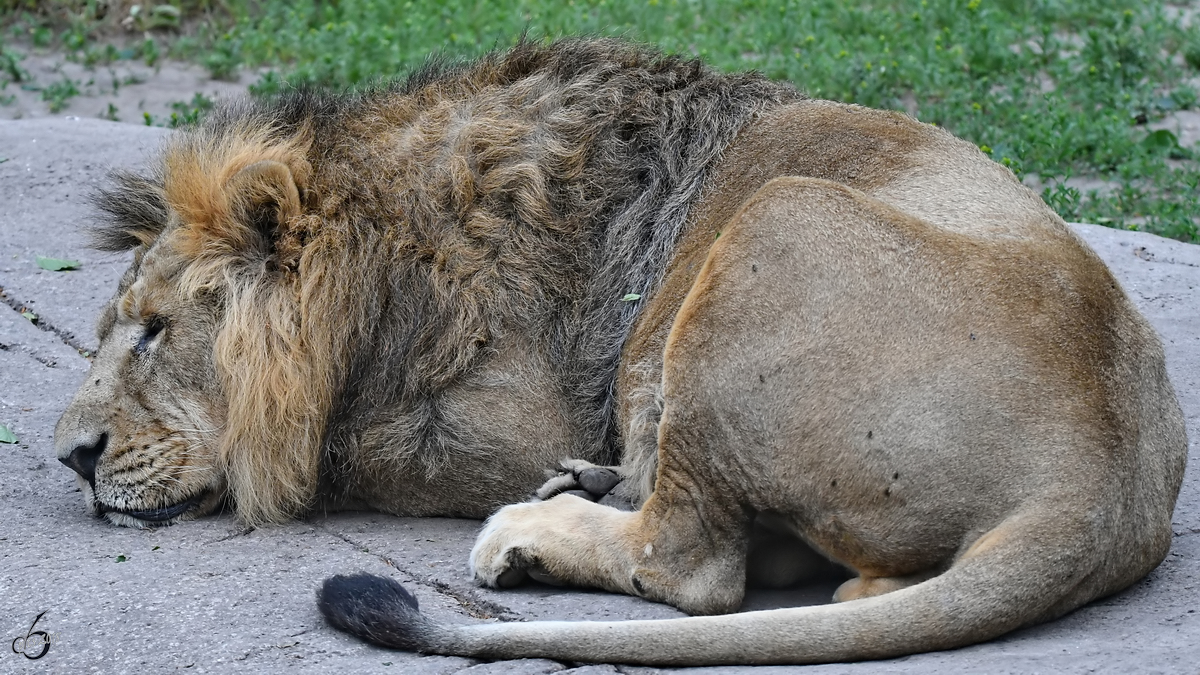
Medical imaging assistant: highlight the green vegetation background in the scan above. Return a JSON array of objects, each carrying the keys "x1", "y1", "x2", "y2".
[{"x1": 5, "y1": 0, "x2": 1200, "y2": 240}]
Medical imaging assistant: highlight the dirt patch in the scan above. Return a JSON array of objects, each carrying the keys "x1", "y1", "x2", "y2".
[{"x1": 1, "y1": 48, "x2": 251, "y2": 123}]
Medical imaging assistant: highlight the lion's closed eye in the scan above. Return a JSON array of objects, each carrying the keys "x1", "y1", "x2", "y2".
[{"x1": 134, "y1": 316, "x2": 167, "y2": 355}]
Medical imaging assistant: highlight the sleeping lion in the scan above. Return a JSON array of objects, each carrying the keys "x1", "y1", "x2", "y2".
[{"x1": 56, "y1": 38, "x2": 1186, "y2": 665}]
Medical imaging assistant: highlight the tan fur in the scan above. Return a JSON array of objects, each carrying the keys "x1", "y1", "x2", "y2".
[
  {"x1": 166, "y1": 130, "x2": 330, "y2": 524},
  {"x1": 53, "y1": 39, "x2": 1186, "y2": 663},
  {"x1": 456, "y1": 101, "x2": 1187, "y2": 663}
]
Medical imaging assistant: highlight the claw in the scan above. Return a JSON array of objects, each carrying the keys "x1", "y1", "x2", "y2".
[
  {"x1": 527, "y1": 565, "x2": 565, "y2": 586},
  {"x1": 496, "y1": 567, "x2": 529, "y2": 588}
]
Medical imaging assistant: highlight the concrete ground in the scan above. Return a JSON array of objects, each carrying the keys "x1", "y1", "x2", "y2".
[{"x1": 0, "y1": 117, "x2": 1196, "y2": 674}]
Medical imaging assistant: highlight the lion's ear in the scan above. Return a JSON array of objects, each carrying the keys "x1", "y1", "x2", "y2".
[
  {"x1": 92, "y1": 171, "x2": 170, "y2": 251},
  {"x1": 225, "y1": 160, "x2": 303, "y2": 257}
]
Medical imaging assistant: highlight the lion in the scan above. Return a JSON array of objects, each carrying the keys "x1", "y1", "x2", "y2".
[{"x1": 56, "y1": 38, "x2": 1186, "y2": 664}]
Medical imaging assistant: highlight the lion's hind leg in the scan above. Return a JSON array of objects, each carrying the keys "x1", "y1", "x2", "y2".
[
  {"x1": 471, "y1": 175, "x2": 935, "y2": 616},
  {"x1": 327, "y1": 175, "x2": 1170, "y2": 663}
]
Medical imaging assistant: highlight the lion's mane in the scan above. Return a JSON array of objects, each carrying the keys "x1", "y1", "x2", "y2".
[{"x1": 93, "y1": 38, "x2": 800, "y2": 524}]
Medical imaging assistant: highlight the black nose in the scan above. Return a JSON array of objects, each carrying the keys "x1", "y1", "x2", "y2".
[{"x1": 59, "y1": 433, "x2": 107, "y2": 484}]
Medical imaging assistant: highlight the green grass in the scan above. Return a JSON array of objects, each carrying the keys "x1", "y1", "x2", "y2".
[{"x1": 4, "y1": 0, "x2": 1200, "y2": 240}]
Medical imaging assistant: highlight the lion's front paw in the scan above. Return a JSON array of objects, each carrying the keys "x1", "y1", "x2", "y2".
[{"x1": 470, "y1": 502, "x2": 550, "y2": 588}]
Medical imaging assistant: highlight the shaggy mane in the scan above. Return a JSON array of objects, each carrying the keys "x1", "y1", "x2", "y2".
[
  {"x1": 93, "y1": 171, "x2": 170, "y2": 251},
  {"x1": 99, "y1": 37, "x2": 801, "y2": 524}
]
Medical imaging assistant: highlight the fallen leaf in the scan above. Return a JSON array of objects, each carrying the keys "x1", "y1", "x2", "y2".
[
  {"x1": 620, "y1": 293, "x2": 642, "y2": 302},
  {"x1": 0, "y1": 424, "x2": 17, "y2": 443},
  {"x1": 36, "y1": 256, "x2": 81, "y2": 271},
  {"x1": 1141, "y1": 128, "x2": 1180, "y2": 152},
  {"x1": 21, "y1": 310, "x2": 37, "y2": 324},
  {"x1": 115, "y1": 555, "x2": 127, "y2": 563}
]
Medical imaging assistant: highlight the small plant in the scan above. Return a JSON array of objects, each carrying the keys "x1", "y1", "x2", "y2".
[
  {"x1": 168, "y1": 91, "x2": 214, "y2": 127},
  {"x1": 139, "y1": 93, "x2": 217, "y2": 129},
  {"x1": 248, "y1": 70, "x2": 283, "y2": 98},
  {"x1": 140, "y1": 37, "x2": 160, "y2": 67},
  {"x1": 42, "y1": 77, "x2": 79, "y2": 113},
  {"x1": 81, "y1": 43, "x2": 120, "y2": 67},
  {"x1": 30, "y1": 25, "x2": 51, "y2": 48},
  {"x1": 203, "y1": 37, "x2": 242, "y2": 81},
  {"x1": 1185, "y1": 31, "x2": 1200, "y2": 71},
  {"x1": 101, "y1": 102, "x2": 119, "y2": 121},
  {"x1": 63, "y1": 24, "x2": 87, "y2": 51},
  {"x1": 1042, "y1": 184, "x2": 1083, "y2": 223},
  {"x1": 0, "y1": 47, "x2": 28, "y2": 84}
]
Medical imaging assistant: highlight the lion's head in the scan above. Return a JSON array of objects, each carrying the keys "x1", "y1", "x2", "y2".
[
  {"x1": 55, "y1": 238, "x2": 227, "y2": 527},
  {"x1": 55, "y1": 115, "x2": 330, "y2": 528}
]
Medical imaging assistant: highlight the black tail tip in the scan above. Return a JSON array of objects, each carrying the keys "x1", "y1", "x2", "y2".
[{"x1": 318, "y1": 573, "x2": 434, "y2": 651}]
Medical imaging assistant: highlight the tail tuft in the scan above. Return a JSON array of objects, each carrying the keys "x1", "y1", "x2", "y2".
[{"x1": 318, "y1": 573, "x2": 438, "y2": 652}]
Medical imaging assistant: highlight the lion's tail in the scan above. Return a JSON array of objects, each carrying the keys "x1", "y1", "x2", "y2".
[{"x1": 318, "y1": 522, "x2": 1115, "y2": 666}]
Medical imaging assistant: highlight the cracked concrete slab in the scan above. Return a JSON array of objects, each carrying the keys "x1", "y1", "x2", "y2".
[
  {"x1": 0, "y1": 117, "x2": 1197, "y2": 673},
  {"x1": 0, "y1": 117, "x2": 170, "y2": 353}
]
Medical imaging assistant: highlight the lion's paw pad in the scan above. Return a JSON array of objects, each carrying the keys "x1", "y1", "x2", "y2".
[
  {"x1": 578, "y1": 467, "x2": 621, "y2": 495},
  {"x1": 534, "y1": 459, "x2": 625, "y2": 503}
]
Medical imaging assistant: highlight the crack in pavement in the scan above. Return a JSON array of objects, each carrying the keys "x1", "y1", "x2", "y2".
[
  {"x1": 204, "y1": 526, "x2": 255, "y2": 545},
  {"x1": 451, "y1": 660, "x2": 572, "y2": 674},
  {"x1": 320, "y1": 525, "x2": 522, "y2": 622},
  {"x1": 0, "y1": 284, "x2": 94, "y2": 359},
  {"x1": 1130, "y1": 246, "x2": 1200, "y2": 268},
  {"x1": 0, "y1": 339, "x2": 61, "y2": 369}
]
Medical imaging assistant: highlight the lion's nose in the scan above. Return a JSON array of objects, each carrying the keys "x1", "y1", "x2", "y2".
[{"x1": 59, "y1": 433, "x2": 107, "y2": 484}]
